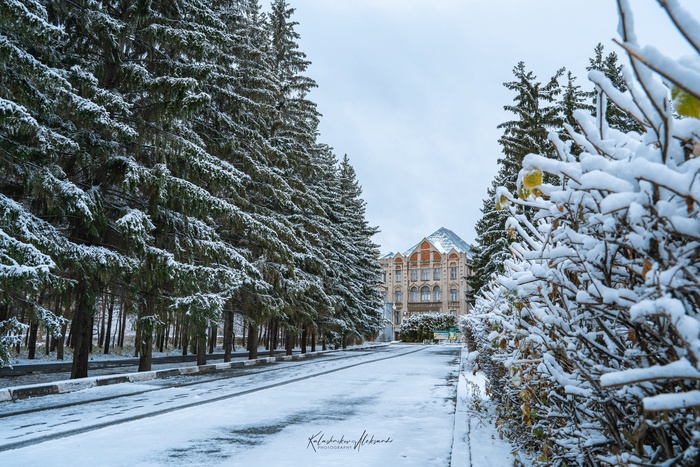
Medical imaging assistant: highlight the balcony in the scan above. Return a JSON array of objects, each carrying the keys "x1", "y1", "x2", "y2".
[{"x1": 407, "y1": 301, "x2": 442, "y2": 312}]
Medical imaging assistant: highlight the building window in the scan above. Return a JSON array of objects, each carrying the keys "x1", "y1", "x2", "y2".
[
  {"x1": 450, "y1": 266, "x2": 457, "y2": 280},
  {"x1": 433, "y1": 268, "x2": 441, "y2": 280},
  {"x1": 396, "y1": 269, "x2": 402, "y2": 282},
  {"x1": 421, "y1": 268, "x2": 430, "y2": 281},
  {"x1": 450, "y1": 288, "x2": 458, "y2": 302},
  {"x1": 395, "y1": 290, "x2": 403, "y2": 303},
  {"x1": 433, "y1": 286, "x2": 441, "y2": 302},
  {"x1": 410, "y1": 287, "x2": 418, "y2": 302},
  {"x1": 382, "y1": 272, "x2": 386, "y2": 283},
  {"x1": 394, "y1": 311, "x2": 401, "y2": 325},
  {"x1": 421, "y1": 286, "x2": 430, "y2": 302},
  {"x1": 410, "y1": 269, "x2": 418, "y2": 282}
]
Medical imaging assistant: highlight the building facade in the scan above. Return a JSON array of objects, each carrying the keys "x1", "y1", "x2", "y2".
[{"x1": 378, "y1": 227, "x2": 473, "y2": 339}]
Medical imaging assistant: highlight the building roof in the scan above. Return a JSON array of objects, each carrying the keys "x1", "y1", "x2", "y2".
[{"x1": 403, "y1": 227, "x2": 472, "y2": 257}]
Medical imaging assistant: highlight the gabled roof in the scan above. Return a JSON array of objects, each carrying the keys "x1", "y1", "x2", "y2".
[{"x1": 403, "y1": 227, "x2": 472, "y2": 257}]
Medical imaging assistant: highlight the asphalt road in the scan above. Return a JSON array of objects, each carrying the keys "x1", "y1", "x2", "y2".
[{"x1": 0, "y1": 344, "x2": 464, "y2": 466}]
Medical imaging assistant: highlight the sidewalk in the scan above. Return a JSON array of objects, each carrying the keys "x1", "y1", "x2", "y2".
[
  {"x1": 0, "y1": 343, "x2": 389, "y2": 403},
  {"x1": 450, "y1": 347, "x2": 526, "y2": 467}
]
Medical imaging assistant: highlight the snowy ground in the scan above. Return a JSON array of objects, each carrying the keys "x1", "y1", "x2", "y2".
[{"x1": 0, "y1": 344, "x2": 523, "y2": 466}]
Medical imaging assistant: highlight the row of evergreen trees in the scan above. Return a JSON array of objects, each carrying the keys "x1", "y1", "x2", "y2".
[
  {"x1": 0, "y1": 0, "x2": 384, "y2": 378},
  {"x1": 465, "y1": 2, "x2": 700, "y2": 465}
]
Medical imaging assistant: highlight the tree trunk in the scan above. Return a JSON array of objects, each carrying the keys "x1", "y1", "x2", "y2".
[
  {"x1": 173, "y1": 315, "x2": 180, "y2": 350},
  {"x1": 164, "y1": 321, "x2": 170, "y2": 350},
  {"x1": 98, "y1": 291, "x2": 107, "y2": 347},
  {"x1": 57, "y1": 319, "x2": 67, "y2": 361},
  {"x1": 66, "y1": 316, "x2": 74, "y2": 349},
  {"x1": 137, "y1": 296, "x2": 155, "y2": 372},
  {"x1": 45, "y1": 326, "x2": 50, "y2": 356},
  {"x1": 114, "y1": 302, "x2": 122, "y2": 349},
  {"x1": 223, "y1": 309, "x2": 233, "y2": 362},
  {"x1": 70, "y1": 288, "x2": 94, "y2": 379},
  {"x1": 137, "y1": 317, "x2": 154, "y2": 372},
  {"x1": 138, "y1": 332, "x2": 153, "y2": 372},
  {"x1": 181, "y1": 318, "x2": 189, "y2": 356},
  {"x1": 208, "y1": 324, "x2": 217, "y2": 354},
  {"x1": 133, "y1": 320, "x2": 141, "y2": 357},
  {"x1": 197, "y1": 332, "x2": 207, "y2": 366},
  {"x1": 27, "y1": 319, "x2": 39, "y2": 359},
  {"x1": 285, "y1": 327, "x2": 294, "y2": 356},
  {"x1": 50, "y1": 309, "x2": 58, "y2": 352},
  {"x1": 103, "y1": 293, "x2": 115, "y2": 354},
  {"x1": 157, "y1": 328, "x2": 163, "y2": 353},
  {"x1": 342, "y1": 333, "x2": 348, "y2": 349},
  {"x1": 301, "y1": 325, "x2": 307, "y2": 354},
  {"x1": 247, "y1": 322, "x2": 258, "y2": 360},
  {"x1": 118, "y1": 304, "x2": 127, "y2": 348},
  {"x1": 268, "y1": 320, "x2": 277, "y2": 357},
  {"x1": 89, "y1": 314, "x2": 94, "y2": 353},
  {"x1": 311, "y1": 331, "x2": 316, "y2": 352},
  {"x1": 272, "y1": 320, "x2": 279, "y2": 352},
  {"x1": 241, "y1": 321, "x2": 246, "y2": 350}
]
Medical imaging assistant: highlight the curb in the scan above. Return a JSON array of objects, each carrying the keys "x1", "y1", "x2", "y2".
[{"x1": 1, "y1": 343, "x2": 390, "y2": 402}]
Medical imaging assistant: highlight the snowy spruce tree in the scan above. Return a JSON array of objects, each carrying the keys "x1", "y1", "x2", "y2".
[
  {"x1": 587, "y1": 42, "x2": 643, "y2": 135},
  {"x1": 335, "y1": 155, "x2": 384, "y2": 345},
  {"x1": 558, "y1": 71, "x2": 594, "y2": 145},
  {"x1": 264, "y1": 0, "x2": 330, "y2": 355},
  {"x1": 0, "y1": 0, "x2": 137, "y2": 374},
  {"x1": 468, "y1": 63, "x2": 564, "y2": 302},
  {"x1": 467, "y1": 2, "x2": 700, "y2": 464}
]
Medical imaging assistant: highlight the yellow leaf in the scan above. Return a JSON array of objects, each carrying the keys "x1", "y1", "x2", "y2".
[
  {"x1": 517, "y1": 185, "x2": 530, "y2": 200},
  {"x1": 495, "y1": 194, "x2": 510, "y2": 210},
  {"x1": 672, "y1": 86, "x2": 700, "y2": 119},
  {"x1": 522, "y1": 167, "x2": 543, "y2": 190}
]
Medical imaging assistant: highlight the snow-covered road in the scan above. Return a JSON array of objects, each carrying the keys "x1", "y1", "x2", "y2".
[{"x1": 0, "y1": 344, "x2": 473, "y2": 466}]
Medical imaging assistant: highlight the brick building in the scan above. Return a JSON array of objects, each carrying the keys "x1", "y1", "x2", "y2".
[{"x1": 378, "y1": 227, "x2": 473, "y2": 339}]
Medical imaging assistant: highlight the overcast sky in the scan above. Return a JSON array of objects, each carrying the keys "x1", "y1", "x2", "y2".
[{"x1": 286, "y1": 0, "x2": 700, "y2": 254}]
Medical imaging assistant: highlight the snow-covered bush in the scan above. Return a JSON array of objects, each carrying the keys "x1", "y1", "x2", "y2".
[
  {"x1": 400, "y1": 313, "x2": 456, "y2": 342},
  {"x1": 472, "y1": 2, "x2": 700, "y2": 465}
]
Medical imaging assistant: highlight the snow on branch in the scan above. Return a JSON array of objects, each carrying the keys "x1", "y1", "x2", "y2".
[{"x1": 601, "y1": 358, "x2": 700, "y2": 388}]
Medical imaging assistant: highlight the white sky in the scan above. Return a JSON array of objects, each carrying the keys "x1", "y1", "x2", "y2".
[{"x1": 288, "y1": 0, "x2": 700, "y2": 254}]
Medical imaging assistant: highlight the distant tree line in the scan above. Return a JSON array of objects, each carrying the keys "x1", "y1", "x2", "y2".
[
  {"x1": 464, "y1": 2, "x2": 700, "y2": 465},
  {"x1": 0, "y1": 0, "x2": 384, "y2": 377}
]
